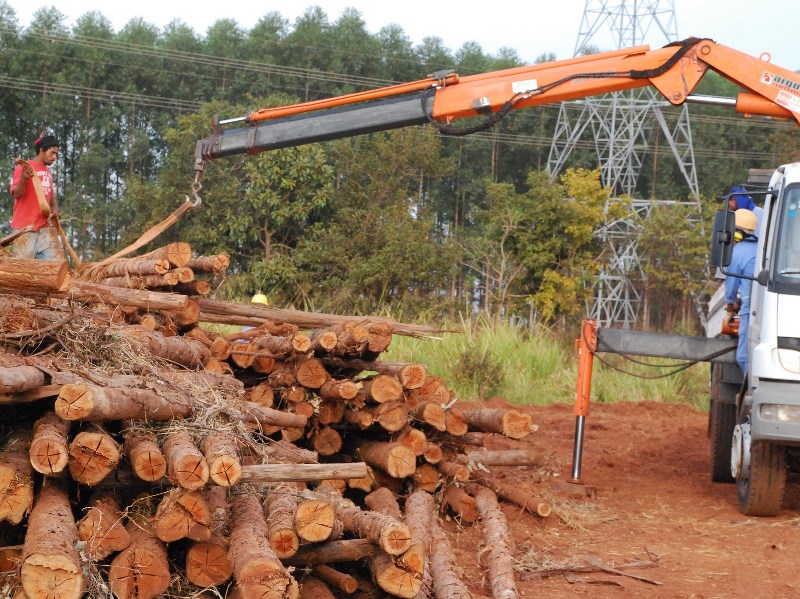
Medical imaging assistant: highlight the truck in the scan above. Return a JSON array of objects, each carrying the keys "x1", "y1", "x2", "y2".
[
  {"x1": 706, "y1": 162, "x2": 800, "y2": 516},
  {"x1": 189, "y1": 37, "x2": 800, "y2": 516}
]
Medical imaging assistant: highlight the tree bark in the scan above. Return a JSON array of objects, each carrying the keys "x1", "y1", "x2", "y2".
[
  {"x1": 68, "y1": 280, "x2": 188, "y2": 311},
  {"x1": 473, "y1": 487, "x2": 519, "y2": 599},
  {"x1": 459, "y1": 449, "x2": 543, "y2": 467},
  {"x1": 322, "y1": 358, "x2": 427, "y2": 389},
  {"x1": 430, "y1": 524, "x2": 472, "y2": 599},
  {"x1": 153, "y1": 487, "x2": 212, "y2": 543},
  {"x1": 443, "y1": 485, "x2": 478, "y2": 523},
  {"x1": 123, "y1": 426, "x2": 167, "y2": 482},
  {"x1": 312, "y1": 565, "x2": 358, "y2": 594},
  {"x1": 108, "y1": 517, "x2": 171, "y2": 599},
  {"x1": 0, "y1": 366, "x2": 45, "y2": 395},
  {"x1": 362, "y1": 374, "x2": 403, "y2": 403},
  {"x1": 285, "y1": 539, "x2": 376, "y2": 566},
  {"x1": 239, "y1": 462, "x2": 367, "y2": 484},
  {"x1": 295, "y1": 498, "x2": 336, "y2": 543},
  {"x1": 299, "y1": 576, "x2": 336, "y2": 599},
  {"x1": 243, "y1": 403, "x2": 307, "y2": 430},
  {"x1": 201, "y1": 431, "x2": 242, "y2": 487},
  {"x1": 187, "y1": 254, "x2": 229, "y2": 274},
  {"x1": 20, "y1": 480, "x2": 82, "y2": 599},
  {"x1": 265, "y1": 484, "x2": 300, "y2": 558},
  {"x1": 29, "y1": 412, "x2": 70, "y2": 475},
  {"x1": 404, "y1": 491, "x2": 435, "y2": 599},
  {"x1": 364, "y1": 487, "x2": 403, "y2": 521},
  {"x1": 0, "y1": 429, "x2": 33, "y2": 524},
  {"x1": 467, "y1": 476, "x2": 551, "y2": 518},
  {"x1": 81, "y1": 257, "x2": 170, "y2": 279},
  {"x1": 186, "y1": 486, "x2": 233, "y2": 588},
  {"x1": 411, "y1": 464, "x2": 440, "y2": 494},
  {"x1": 358, "y1": 441, "x2": 416, "y2": 479},
  {"x1": 228, "y1": 490, "x2": 294, "y2": 599},
  {"x1": 0, "y1": 258, "x2": 70, "y2": 292},
  {"x1": 55, "y1": 381, "x2": 193, "y2": 422},
  {"x1": 319, "y1": 379, "x2": 360, "y2": 401},
  {"x1": 462, "y1": 408, "x2": 532, "y2": 439},
  {"x1": 76, "y1": 490, "x2": 131, "y2": 560},
  {"x1": 163, "y1": 431, "x2": 209, "y2": 490},
  {"x1": 123, "y1": 326, "x2": 210, "y2": 369},
  {"x1": 137, "y1": 241, "x2": 192, "y2": 267},
  {"x1": 308, "y1": 491, "x2": 412, "y2": 556},
  {"x1": 437, "y1": 461, "x2": 469, "y2": 483},
  {"x1": 68, "y1": 429, "x2": 121, "y2": 486}
]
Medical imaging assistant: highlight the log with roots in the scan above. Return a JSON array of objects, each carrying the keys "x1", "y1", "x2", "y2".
[
  {"x1": 473, "y1": 487, "x2": 519, "y2": 599},
  {"x1": 201, "y1": 431, "x2": 242, "y2": 487},
  {"x1": 265, "y1": 484, "x2": 301, "y2": 558},
  {"x1": 29, "y1": 412, "x2": 70, "y2": 475},
  {"x1": 76, "y1": 490, "x2": 131, "y2": 560},
  {"x1": 462, "y1": 408, "x2": 532, "y2": 439},
  {"x1": 123, "y1": 426, "x2": 167, "y2": 482},
  {"x1": 153, "y1": 487, "x2": 212, "y2": 543},
  {"x1": 68, "y1": 429, "x2": 121, "y2": 486},
  {"x1": 163, "y1": 431, "x2": 209, "y2": 491},
  {"x1": 0, "y1": 429, "x2": 33, "y2": 524},
  {"x1": 55, "y1": 381, "x2": 193, "y2": 422},
  {"x1": 228, "y1": 490, "x2": 296, "y2": 599},
  {"x1": 108, "y1": 517, "x2": 171, "y2": 599},
  {"x1": 20, "y1": 480, "x2": 83, "y2": 599},
  {"x1": 186, "y1": 486, "x2": 233, "y2": 588}
]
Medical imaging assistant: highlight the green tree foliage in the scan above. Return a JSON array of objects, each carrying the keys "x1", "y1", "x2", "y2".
[{"x1": 1, "y1": 1, "x2": 797, "y2": 333}]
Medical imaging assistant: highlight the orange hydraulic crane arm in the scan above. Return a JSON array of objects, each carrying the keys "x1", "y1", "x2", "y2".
[{"x1": 194, "y1": 37, "x2": 800, "y2": 176}]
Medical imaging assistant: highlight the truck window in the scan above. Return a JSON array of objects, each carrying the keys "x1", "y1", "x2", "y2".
[{"x1": 774, "y1": 183, "x2": 800, "y2": 287}]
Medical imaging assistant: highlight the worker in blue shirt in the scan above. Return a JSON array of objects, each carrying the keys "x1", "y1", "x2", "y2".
[{"x1": 725, "y1": 209, "x2": 758, "y2": 376}]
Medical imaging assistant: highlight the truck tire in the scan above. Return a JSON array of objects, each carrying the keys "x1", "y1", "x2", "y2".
[
  {"x1": 709, "y1": 363, "x2": 737, "y2": 483},
  {"x1": 737, "y1": 440, "x2": 787, "y2": 517}
]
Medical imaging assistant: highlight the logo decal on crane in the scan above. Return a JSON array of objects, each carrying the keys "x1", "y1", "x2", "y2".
[{"x1": 761, "y1": 72, "x2": 800, "y2": 114}]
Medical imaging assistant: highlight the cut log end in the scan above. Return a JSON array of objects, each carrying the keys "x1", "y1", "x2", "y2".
[{"x1": 21, "y1": 555, "x2": 82, "y2": 599}]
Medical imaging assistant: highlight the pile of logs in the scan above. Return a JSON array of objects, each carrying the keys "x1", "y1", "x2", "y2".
[{"x1": 0, "y1": 247, "x2": 546, "y2": 599}]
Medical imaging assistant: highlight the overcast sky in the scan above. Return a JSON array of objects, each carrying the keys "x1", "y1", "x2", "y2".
[{"x1": 4, "y1": 0, "x2": 799, "y2": 70}]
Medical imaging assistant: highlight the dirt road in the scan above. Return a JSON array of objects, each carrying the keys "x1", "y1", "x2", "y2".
[{"x1": 446, "y1": 400, "x2": 800, "y2": 598}]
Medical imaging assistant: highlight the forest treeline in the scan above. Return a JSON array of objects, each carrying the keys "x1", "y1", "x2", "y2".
[{"x1": 1, "y1": 2, "x2": 798, "y2": 333}]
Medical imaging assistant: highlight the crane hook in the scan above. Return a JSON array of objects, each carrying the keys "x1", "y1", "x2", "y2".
[{"x1": 190, "y1": 179, "x2": 202, "y2": 208}]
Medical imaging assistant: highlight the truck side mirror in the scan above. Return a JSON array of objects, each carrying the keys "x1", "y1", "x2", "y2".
[{"x1": 709, "y1": 210, "x2": 735, "y2": 268}]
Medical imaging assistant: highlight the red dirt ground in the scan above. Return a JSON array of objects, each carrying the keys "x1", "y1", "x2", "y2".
[{"x1": 444, "y1": 399, "x2": 800, "y2": 599}]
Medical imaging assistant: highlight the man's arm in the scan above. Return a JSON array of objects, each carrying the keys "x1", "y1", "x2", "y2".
[{"x1": 10, "y1": 162, "x2": 34, "y2": 200}]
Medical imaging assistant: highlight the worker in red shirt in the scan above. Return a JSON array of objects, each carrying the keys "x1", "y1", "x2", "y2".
[{"x1": 9, "y1": 135, "x2": 65, "y2": 260}]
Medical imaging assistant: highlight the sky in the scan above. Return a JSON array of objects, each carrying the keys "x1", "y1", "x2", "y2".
[{"x1": 4, "y1": 0, "x2": 800, "y2": 70}]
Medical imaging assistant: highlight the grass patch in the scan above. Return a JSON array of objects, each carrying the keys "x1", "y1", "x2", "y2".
[{"x1": 387, "y1": 317, "x2": 710, "y2": 410}]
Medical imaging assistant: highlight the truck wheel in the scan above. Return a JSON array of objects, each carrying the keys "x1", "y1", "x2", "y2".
[
  {"x1": 709, "y1": 364, "x2": 736, "y2": 483},
  {"x1": 736, "y1": 440, "x2": 787, "y2": 517}
]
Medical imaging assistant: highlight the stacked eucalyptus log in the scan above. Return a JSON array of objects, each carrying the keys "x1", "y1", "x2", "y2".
[{"x1": 0, "y1": 251, "x2": 544, "y2": 599}]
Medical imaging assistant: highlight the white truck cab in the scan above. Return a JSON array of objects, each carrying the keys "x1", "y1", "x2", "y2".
[{"x1": 711, "y1": 162, "x2": 800, "y2": 516}]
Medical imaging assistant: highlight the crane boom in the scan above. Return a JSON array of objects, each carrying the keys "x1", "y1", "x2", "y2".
[{"x1": 194, "y1": 37, "x2": 800, "y2": 177}]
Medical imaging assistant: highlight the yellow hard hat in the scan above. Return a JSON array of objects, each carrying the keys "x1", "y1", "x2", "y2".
[
  {"x1": 251, "y1": 293, "x2": 269, "y2": 306},
  {"x1": 734, "y1": 209, "x2": 757, "y2": 234}
]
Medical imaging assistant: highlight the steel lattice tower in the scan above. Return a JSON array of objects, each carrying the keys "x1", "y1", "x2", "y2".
[{"x1": 547, "y1": 0, "x2": 701, "y2": 328}]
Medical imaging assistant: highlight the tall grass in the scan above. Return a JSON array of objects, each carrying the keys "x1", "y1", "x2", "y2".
[{"x1": 388, "y1": 317, "x2": 710, "y2": 411}]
